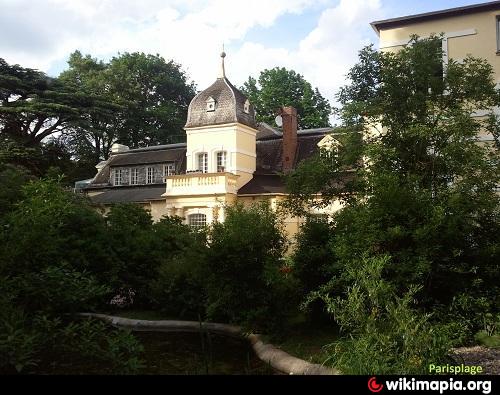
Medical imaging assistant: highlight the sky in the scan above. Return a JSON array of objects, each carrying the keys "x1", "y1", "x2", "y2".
[{"x1": 0, "y1": 0, "x2": 488, "y2": 116}]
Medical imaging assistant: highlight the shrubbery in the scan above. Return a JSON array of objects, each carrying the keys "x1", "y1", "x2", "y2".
[
  {"x1": 289, "y1": 36, "x2": 499, "y2": 346},
  {"x1": 150, "y1": 222, "x2": 208, "y2": 318},
  {"x1": 0, "y1": 175, "x2": 300, "y2": 372},
  {"x1": 0, "y1": 176, "x2": 143, "y2": 373},
  {"x1": 204, "y1": 202, "x2": 291, "y2": 332},
  {"x1": 310, "y1": 256, "x2": 452, "y2": 374}
]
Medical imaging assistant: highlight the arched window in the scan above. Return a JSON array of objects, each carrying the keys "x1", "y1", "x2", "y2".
[{"x1": 188, "y1": 213, "x2": 207, "y2": 229}]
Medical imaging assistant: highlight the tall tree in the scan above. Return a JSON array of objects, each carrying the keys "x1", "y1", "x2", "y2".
[
  {"x1": 287, "y1": 36, "x2": 500, "y2": 319},
  {"x1": 58, "y1": 51, "x2": 122, "y2": 164},
  {"x1": 106, "y1": 52, "x2": 196, "y2": 148},
  {"x1": 0, "y1": 58, "x2": 113, "y2": 148},
  {"x1": 60, "y1": 51, "x2": 197, "y2": 160},
  {"x1": 241, "y1": 67, "x2": 332, "y2": 129}
]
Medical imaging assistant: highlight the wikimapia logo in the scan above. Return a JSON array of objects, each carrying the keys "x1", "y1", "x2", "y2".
[
  {"x1": 368, "y1": 377, "x2": 384, "y2": 393},
  {"x1": 367, "y1": 377, "x2": 492, "y2": 394}
]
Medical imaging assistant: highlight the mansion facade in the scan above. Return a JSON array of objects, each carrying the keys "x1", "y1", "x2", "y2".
[
  {"x1": 83, "y1": 1, "x2": 500, "y2": 238},
  {"x1": 84, "y1": 54, "x2": 337, "y2": 238}
]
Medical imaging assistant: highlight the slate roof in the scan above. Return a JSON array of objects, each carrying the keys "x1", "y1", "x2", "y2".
[
  {"x1": 240, "y1": 128, "x2": 335, "y2": 195},
  {"x1": 256, "y1": 129, "x2": 333, "y2": 173},
  {"x1": 91, "y1": 144, "x2": 187, "y2": 184},
  {"x1": 89, "y1": 185, "x2": 166, "y2": 204},
  {"x1": 185, "y1": 77, "x2": 257, "y2": 129},
  {"x1": 85, "y1": 127, "x2": 335, "y2": 200},
  {"x1": 237, "y1": 174, "x2": 287, "y2": 195}
]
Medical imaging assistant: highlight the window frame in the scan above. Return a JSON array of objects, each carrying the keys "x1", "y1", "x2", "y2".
[
  {"x1": 146, "y1": 166, "x2": 155, "y2": 184},
  {"x1": 188, "y1": 213, "x2": 207, "y2": 229},
  {"x1": 163, "y1": 163, "x2": 175, "y2": 178},
  {"x1": 216, "y1": 151, "x2": 227, "y2": 173},
  {"x1": 197, "y1": 152, "x2": 208, "y2": 173},
  {"x1": 496, "y1": 15, "x2": 500, "y2": 54},
  {"x1": 113, "y1": 168, "x2": 125, "y2": 186},
  {"x1": 130, "y1": 168, "x2": 139, "y2": 185}
]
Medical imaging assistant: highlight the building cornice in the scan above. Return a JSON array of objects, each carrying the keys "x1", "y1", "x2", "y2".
[{"x1": 371, "y1": 1, "x2": 500, "y2": 35}]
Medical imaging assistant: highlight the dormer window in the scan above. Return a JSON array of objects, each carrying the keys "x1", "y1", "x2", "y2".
[
  {"x1": 113, "y1": 168, "x2": 125, "y2": 186},
  {"x1": 146, "y1": 167, "x2": 154, "y2": 184},
  {"x1": 244, "y1": 99, "x2": 250, "y2": 114},
  {"x1": 206, "y1": 96, "x2": 216, "y2": 112}
]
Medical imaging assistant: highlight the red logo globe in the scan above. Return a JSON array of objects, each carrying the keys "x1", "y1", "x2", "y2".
[{"x1": 368, "y1": 377, "x2": 384, "y2": 393}]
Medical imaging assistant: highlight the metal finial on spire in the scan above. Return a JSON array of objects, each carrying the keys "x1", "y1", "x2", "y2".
[{"x1": 219, "y1": 44, "x2": 226, "y2": 78}]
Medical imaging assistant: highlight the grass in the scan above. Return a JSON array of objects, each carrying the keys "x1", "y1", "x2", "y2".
[{"x1": 475, "y1": 331, "x2": 500, "y2": 349}]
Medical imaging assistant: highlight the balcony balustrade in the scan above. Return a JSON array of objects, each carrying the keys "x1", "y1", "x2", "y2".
[{"x1": 164, "y1": 172, "x2": 239, "y2": 196}]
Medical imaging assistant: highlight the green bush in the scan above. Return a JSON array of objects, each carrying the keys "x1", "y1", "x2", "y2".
[
  {"x1": 0, "y1": 178, "x2": 113, "y2": 285},
  {"x1": 0, "y1": 178, "x2": 144, "y2": 374},
  {"x1": 313, "y1": 256, "x2": 452, "y2": 374},
  {"x1": 105, "y1": 203, "x2": 156, "y2": 306},
  {"x1": 204, "y1": 202, "x2": 292, "y2": 332},
  {"x1": 151, "y1": 243, "x2": 207, "y2": 319},
  {"x1": 56, "y1": 318, "x2": 144, "y2": 374},
  {"x1": 292, "y1": 216, "x2": 338, "y2": 322},
  {"x1": 0, "y1": 302, "x2": 42, "y2": 373},
  {"x1": 0, "y1": 164, "x2": 33, "y2": 221}
]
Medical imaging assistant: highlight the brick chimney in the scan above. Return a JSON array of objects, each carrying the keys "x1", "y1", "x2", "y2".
[{"x1": 281, "y1": 106, "x2": 298, "y2": 173}]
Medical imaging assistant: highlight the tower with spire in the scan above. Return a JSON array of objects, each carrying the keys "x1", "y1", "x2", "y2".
[{"x1": 183, "y1": 51, "x2": 258, "y2": 188}]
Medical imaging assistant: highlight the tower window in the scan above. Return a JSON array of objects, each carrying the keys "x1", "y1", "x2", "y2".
[
  {"x1": 198, "y1": 153, "x2": 208, "y2": 173},
  {"x1": 244, "y1": 99, "x2": 251, "y2": 114},
  {"x1": 206, "y1": 96, "x2": 216, "y2": 112},
  {"x1": 216, "y1": 151, "x2": 227, "y2": 172}
]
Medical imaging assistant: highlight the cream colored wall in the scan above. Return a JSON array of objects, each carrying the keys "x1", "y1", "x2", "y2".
[
  {"x1": 164, "y1": 193, "x2": 238, "y2": 224},
  {"x1": 378, "y1": 10, "x2": 500, "y2": 143},
  {"x1": 237, "y1": 194, "x2": 344, "y2": 247},
  {"x1": 185, "y1": 122, "x2": 257, "y2": 189},
  {"x1": 149, "y1": 201, "x2": 168, "y2": 222},
  {"x1": 379, "y1": 10, "x2": 500, "y2": 81}
]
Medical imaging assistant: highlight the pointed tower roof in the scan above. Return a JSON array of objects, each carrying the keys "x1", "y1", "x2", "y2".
[{"x1": 185, "y1": 52, "x2": 256, "y2": 129}]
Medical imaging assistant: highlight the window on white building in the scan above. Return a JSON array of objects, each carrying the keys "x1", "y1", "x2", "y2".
[
  {"x1": 188, "y1": 213, "x2": 207, "y2": 229},
  {"x1": 130, "y1": 168, "x2": 139, "y2": 185},
  {"x1": 216, "y1": 151, "x2": 227, "y2": 172},
  {"x1": 198, "y1": 153, "x2": 208, "y2": 173},
  {"x1": 308, "y1": 214, "x2": 329, "y2": 223},
  {"x1": 163, "y1": 163, "x2": 175, "y2": 178},
  {"x1": 146, "y1": 167, "x2": 154, "y2": 184},
  {"x1": 497, "y1": 16, "x2": 500, "y2": 53},
  {"x1": 113, "y1": 168, "x2": 125, "y2": 186}
]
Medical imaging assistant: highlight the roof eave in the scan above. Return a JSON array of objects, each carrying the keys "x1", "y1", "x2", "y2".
[
  {"x1": 371, "y1": 1, "x2": 500, "y2": 33},
  {"x1": 370, "y1": 22, "x2": 381, "y2": 36}
]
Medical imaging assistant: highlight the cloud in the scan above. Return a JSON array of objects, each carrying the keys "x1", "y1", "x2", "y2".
[
  {"x1": 229, "y1": 0, "x2": 383, "y2": 117},
  {"x1": 0, "y1": 0, "x2": 384, "y2": 121}
]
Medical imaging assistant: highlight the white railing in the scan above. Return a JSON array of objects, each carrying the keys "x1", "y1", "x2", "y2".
[{"x1": 165, "y1": 172, "x2": 239, "y2": 196}]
